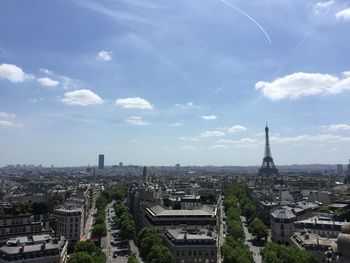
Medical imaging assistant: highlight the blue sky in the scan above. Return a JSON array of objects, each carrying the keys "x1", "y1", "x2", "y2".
[{"x1": 1, "y1": 0, "x2": 350, "y2": 166}]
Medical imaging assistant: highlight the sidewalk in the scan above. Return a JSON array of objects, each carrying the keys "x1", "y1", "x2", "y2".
[
  {"x1": 82, "y1": 208, "x2": 96, "y2": 240},
  {"x1": 129, "y1": 240, "x2": 144, "y2": 263}
]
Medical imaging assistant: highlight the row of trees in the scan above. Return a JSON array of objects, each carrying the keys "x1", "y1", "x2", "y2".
[
  {"x1": 222, "y1": 183, "x2": 254, "y2": 263},
  {"x1": 91, "y1": 184, "x2": 128, "y2": 240},
  {"x1": 68, "y1": 240, "x2": 106, "y2": 263},
  {"x1": 113, "y1": 201, "x2": 135, "y2": 239},
  {"x1": 224, "y1": 183, "x2": 268, "y2": 241},
  {"x1": 261, "y1": 242, "x2": 317, "y2": 263},
  {"x1": 137, "y1": 228, "x2": 172, "y2": 263},
  {"x1": 91, "y1": 194, "x2": 107, "y2": 240}
]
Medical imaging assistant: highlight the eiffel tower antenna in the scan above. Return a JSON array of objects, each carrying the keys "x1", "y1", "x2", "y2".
[{"x1": 258, "y1": 124, "x2": 279, "y2": 177}]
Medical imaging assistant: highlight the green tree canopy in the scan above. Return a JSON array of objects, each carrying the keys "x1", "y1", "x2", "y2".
[
  {"x1": 68, "y1": 252, "x2": 94, "y2": 263},
  {"x1": 261, "y1": 242, "x2": 317, "y2": 263},
  {"x1": 249, "y1": 218, "x2": 268, "y2": 240},
  {"x1": 147, "y1": 244, "x2": 172, "y2": 263}
]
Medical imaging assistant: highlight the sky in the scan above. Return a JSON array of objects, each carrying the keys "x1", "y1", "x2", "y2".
[{"x1": 1, "y1": 0, "x2": 350, "y2": 167}]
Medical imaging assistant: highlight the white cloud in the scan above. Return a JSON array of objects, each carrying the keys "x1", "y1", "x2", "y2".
[
  {"x1": 216, "y1": 138, "x2": 258, "y2": 145},
  {"x1": 336, "y1": 8, "x2": 350, "y2": 20},
  {"x1": 316, "y1": 1, "x2": 334, "y2": 9},
  {"x1": 0, "y1": 112, "x2": 16, "y2": 118},
  {"x1": 0, "y1": 63, "x2": 34, "y2": 83},
  {"x1": 0, "y1": 120, "x2": 14, "y2": 127},
  {"x1": 199, "y1": 130, "x2": 225, "y2": 138},
  {"x1": 270, "y1": 134, "x2": 350, "y2": 143},
  {"x1": 37, "y1": 77, "x2": 59, "y2": 87},
  {"x1": 343, "y1": 71, "x2": 350, "y2": 76},
  {"x1": 175, "y1": 102, "x2": 200, "y2": 109},
  {"x1": 179, "y1": 137, "x2": 200, "y2": 142},
  {"x1": 329, "y1": 124, "x2": 350, "y2": 131},
  {"x1": 201, "y1": 115, "x2": 217, "y2": 120},
  {"x1": 29, "y1": 97, "x2": 44, "y2": 103},
  {"x1": 126, "y1": 116, "x2": 149, "y2": 126},
  {"x1": 116, "y1": 97, "x2": 153, "y2": 109},
  {"x1": 169, "y1": 122, "x2": 183, "y2": 127},
  {"x1": 97, "y1": 50, "x2": 113, "y2": 61},
  {"x1": 227, "y1": 125, "x2": 247, "y2": 132},
  {"x1": 62, "y1": 89, "x2": 103, "y2": 106},
  {"x1": 39, "y1": 68, "x2": 53, "y2": 75},
  {"x1": 256, "y1": 71, "x2": 350, "y2": 100}
]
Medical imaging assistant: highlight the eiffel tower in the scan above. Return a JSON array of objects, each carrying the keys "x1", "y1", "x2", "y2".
[{"x1": 258, "y1": 125, "x2": 279, "y2": 177}]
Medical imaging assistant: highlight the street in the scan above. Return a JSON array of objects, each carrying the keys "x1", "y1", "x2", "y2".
[
  {"x1": 240, "y1": 216, "x2": 263, "y2": 263},
  {"x1": 102, "y1": 201, "x2": 129, "y2": 263}
]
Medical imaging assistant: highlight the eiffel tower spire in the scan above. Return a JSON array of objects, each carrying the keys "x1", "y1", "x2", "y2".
[{"x1": 258, "y1": 125, "x2": 279, "y2": 177}]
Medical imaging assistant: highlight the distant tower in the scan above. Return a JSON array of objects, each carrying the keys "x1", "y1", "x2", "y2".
[
  {"x1": 337, "y1": 164, "x2": 343, "y2": 175},
  {"x1": 143, "y1": 166, "x2": 147, "y2": 182},
  {"x1": 98, "y1": 154, "x2": 104, "y2": 170},
  {"x1": 258, "y1": 125, "x2": 279, "y2": 177}
]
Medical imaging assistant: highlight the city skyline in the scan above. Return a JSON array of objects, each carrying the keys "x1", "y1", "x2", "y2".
[{"x1": 1, "y1": 0, "x2": 350, "y2": 166}]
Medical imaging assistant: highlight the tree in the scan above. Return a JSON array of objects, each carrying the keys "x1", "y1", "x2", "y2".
[
  {"x1": 120, "y1": 214, "x2": 135, "y2": 239},
  {"x1": 138, "y1": 228, "x2": 157, "y2": 245},
  {"x1": 163, "y1": 198, "x2": 173, "y2": 208},
  {"x1": 68, "y1": 252, "x2": 94, "y2": 263},
  {"x1": 172, "y1": 201, "x2": 181, "y2": 210},
  {"x1": 249, "y1": 218, "x2": 268, "y2": 241},
  {"x1": 241, "y1": 201, "x2": 257, "y2": 223},
  {"x1": 140, "y1": 235, "x2": 160, "y2": 259},
  {"x1": 222, "y1": 238, "x2": 254, "y2": 263},
  {"x1": 261, "y1": 242, "x2": 317, "y2": 263},
  {"x1": 92, "y1": 223, "x2": 107, "y2": 239},
  {"x1": 74, "y1": 240, "x2": 96, "y2": 254},
  {"x1": 147, "y1": 244, "x2": 172, "y2": 263},
  {"x1": 128, "y1": 255, "x2": 139, "y2": 263}
]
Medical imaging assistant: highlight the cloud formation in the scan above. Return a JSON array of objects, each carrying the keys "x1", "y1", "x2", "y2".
[
  {"x1": 256, "y1": 71, "x2": 350, "y2": 100},
  {"x1": 175, "y1": 102, "x2": 200, "y2": 110},
  {"x1": 201, "y1": 115, "x2": 217, "y2": 120},
  {"x1": 62, "y1": 89, "x2": 103, "y2": 106},
  {"x1": 126, "y1": 116, "x2": 149, "y2": 125},
  {"x1": 116, "y1": 97, "x2": 153, "y2": 109},
  {"x1": 0, "y1": 63, "x2": 33, "y2": 83},
  {"x1": 0, "y1": 112, "x2": 16, "y2": 118},
  {"x1": 0, "y1": 120, "x2": 14, "y2": 127},
  {"x1": 270, "y1": 134, "x2": 350, "y2": 143},
  {"x1": 329, "y1": 124, "x2": 350, "y2": 131},
  {"x1": 227, "y1": 125, "x2": 247, "y2": 132},
  {"x1": 199, "y1": 130, "x2": 225, "y2": 138},
  {"x1": 336, "y1": 8, "x2": 350, "y2": 20},
  {"x1": 97, "y1": 50, "x2": 113, "y2": 61},
  {"x1": 169, "y1": 122, "x2": 183, "y2": 127},
  {"x1": 37, "y1": 77, "x2": 59, "y2": 87},
  {"x1": 216, "y1": 138, "x2": 258, "y2": 145}
]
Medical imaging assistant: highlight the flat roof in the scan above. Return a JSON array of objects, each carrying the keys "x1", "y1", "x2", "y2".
[
  {"x1": 166, "y1": 229, "x2": 216, "y2": 241},
  {"x1": 147, "y1": 204, "x2": 216, "y2": 217}
]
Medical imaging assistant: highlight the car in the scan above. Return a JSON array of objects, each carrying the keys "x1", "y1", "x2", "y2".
[{"x1": 110, "y1": 241, "x2": 118, "y2": 246}]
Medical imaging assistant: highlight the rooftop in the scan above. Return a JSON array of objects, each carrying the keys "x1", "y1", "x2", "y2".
[
  {"x1": 147, "y1": 204, "x2": 216, "y2": 217},
  {"x1": 271, "y1": 208, "x2": 296, "y2": 220}
]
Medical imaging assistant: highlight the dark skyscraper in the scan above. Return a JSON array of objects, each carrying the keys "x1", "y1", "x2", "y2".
[
  {"x1": 142, "y1": 166, "x2": 147, "y2": 181},
  {"x1": 98, "y1": 154, "x2": 104, "y2": 170},
  {"x1": 258, "y1": 125, "x2": 279, "y2": 177}
]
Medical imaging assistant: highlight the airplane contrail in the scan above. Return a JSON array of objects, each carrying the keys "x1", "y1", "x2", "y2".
[{"x1": 221, "y1": 0, "x2": 272, "y2": 45}]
